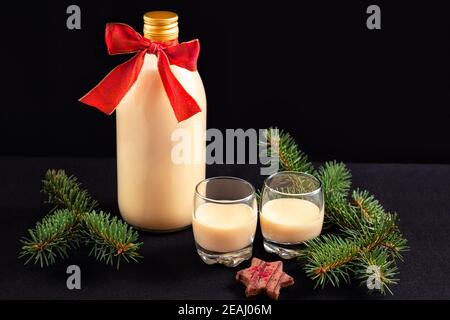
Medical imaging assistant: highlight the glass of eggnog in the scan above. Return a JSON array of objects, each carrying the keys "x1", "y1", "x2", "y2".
[
  {"x1": 260, "y1": 171, "x2": 324, "y2": 259},
  {"x1": 193, "y1": 177, "x2": 258, "y2": 267}
]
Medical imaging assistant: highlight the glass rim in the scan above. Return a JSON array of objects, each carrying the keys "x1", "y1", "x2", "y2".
[
  {"x1": 195, "y1": 176, "x2": 256, "y2": 204},
  {"x1": 263, "y1": 171, "x2": 322, "y2": 197}
]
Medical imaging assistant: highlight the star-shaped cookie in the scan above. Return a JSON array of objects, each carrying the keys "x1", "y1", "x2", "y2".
[{"x1": 236, "y1": 257, "x2": 294, "y2": 300}]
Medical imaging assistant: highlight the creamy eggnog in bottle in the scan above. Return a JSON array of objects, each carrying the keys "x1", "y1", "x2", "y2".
[{"x1": 116, "y1": 11, "x2": 206, "y2": 231}]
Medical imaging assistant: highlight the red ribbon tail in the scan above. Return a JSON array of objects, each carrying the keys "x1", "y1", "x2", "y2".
[
  {"x1": 163, "y1": 39, "x2": 200, "y2": 71},
  {"x1": 79, "y1": 50, "x2": 146, "y2": 114},
  {"x1": 157, "y1": 50, "x2": 202, "y2": 122}
]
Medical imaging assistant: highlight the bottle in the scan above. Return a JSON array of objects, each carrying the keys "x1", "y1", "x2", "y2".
[{"x1": 116, "y1": 11, "x2": 207, "y2": 232}]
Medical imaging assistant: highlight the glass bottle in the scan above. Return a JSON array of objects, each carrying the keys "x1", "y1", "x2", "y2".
[{"x1": 116, "y1": 11, "x2": 207, "y2": 232}]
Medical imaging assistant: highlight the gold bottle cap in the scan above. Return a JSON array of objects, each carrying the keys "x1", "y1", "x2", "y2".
[{"x1": 143, "y1": 11, "x2": 179, "y2": 41}]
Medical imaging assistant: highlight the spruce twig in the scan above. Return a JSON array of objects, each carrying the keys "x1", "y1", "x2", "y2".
[
  {"x1": 264, "y1": 128, "x2": 408, "y2": 295},
  {"x1": 19, "y1": 170, "x2": 143, "y2": 268},
  {"x1": 42, "y1": 169, "x2": 98, "y2": 215},
  {"x1": 301, "y1": 234, "x2": 356, "y2": 288},
  {"x1": 301, "y1": 212, "x2": 406, "y2": 290},
  {"x1": 264, "y1": 128, "x2": 314, "y2": 173},
  {"x1": 316, "y1": 161, "x2": 354, "y2": 229},
  {"x1": 354, "y1": 248, "x2": 399, "y2": 295},
  {"x1": 83, "y1": 211, "x2": 143, "y2": 269},
  {"x1": 19, "y1": 209, "x2": 81, "y2": 267}
]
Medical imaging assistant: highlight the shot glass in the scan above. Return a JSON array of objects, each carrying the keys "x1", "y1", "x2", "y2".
[
  {"x1": 193, "y1": 177, "x2": 258, "y2": 267},
  {"x1": 260, "y1": 171, "x2": 324, "y2": 259}
]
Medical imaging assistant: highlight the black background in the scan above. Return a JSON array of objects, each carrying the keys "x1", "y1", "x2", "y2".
[
  {"x1": 1, "y1": 0, "x2": 448, "y2": 163},
  {"x1": 0, "y1": 0, "x2": 449, "y2": 301}
]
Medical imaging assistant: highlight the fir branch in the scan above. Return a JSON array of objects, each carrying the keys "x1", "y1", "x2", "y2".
[
  {"x1": 302, "y1": 234, "x2": 356, "y2": 288},
  {"x1": 354, "y1": 248, "x2": 399, "y2": 295},
  {"x1": 267, "y1": 128, "x2": 408, "y2": 294},
  {"x1": 264, "y1": 128, "x2": 314, "y2": 174},
  {"x1": 19, "y1": 170, "x2": 143, "y2": 269},
  {"x1": 302, "y1": 211, "x2": 407, "y2": 293},
  {"x1": 19, "y1": 209, "x2": 81, "y2": 267},
  {"x1": 379, "y1": 230, "x2": 408, "y2": 261},
  {"x1": 82, "y1": 211, "x2": 143, "y2": 269},
  {"x1": 316, "y1": 161, "x2": 354, "y2": 229},
  {"x1": 42, "y1": 169, "x2": 98, "y2": 215},
  {"x1": 317, "y1": 161, "x2": 352, "y2": 198},
  {"x1": 344, "y1": 211, "x2": 398, "y2": 252},
  {"x1": 351, "y1": 189, "x2": 385, "y2": 223}
]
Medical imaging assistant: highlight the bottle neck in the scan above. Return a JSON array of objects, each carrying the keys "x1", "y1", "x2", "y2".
[
  {"x1": 143, "y1": 11, "x2": 179, "y2": 43},
  {"x1": 144, "y1": 36, "x2": 178, "y2": 47}
]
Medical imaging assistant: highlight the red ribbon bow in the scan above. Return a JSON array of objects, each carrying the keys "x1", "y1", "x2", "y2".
[{"x1": 79, "y1": 23, "x2": 202, "y2": 122}]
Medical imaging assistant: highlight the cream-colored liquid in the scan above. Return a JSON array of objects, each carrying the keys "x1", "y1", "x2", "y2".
[
  {"x1": 261, "y1": 198, "x2": 324, "y2": 244},
  {"x1": 116, "y1": 53, "x2": 206, "y2": 231},
  {"x1": 193, "y1": 203, "x2": 257, "y2": 253}
]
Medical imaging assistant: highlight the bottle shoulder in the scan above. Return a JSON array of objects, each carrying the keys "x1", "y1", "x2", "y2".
[{"x1": 140, "y1": 53, "x2": 206, "y2": 109}]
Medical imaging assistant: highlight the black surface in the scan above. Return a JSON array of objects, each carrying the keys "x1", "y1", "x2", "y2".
[
  {"x1": 1, "y1": 1, "x2": 449, "y2": 163},
  {"x1": 1, "y1": 157, "x2": 449, "y2": 299}
]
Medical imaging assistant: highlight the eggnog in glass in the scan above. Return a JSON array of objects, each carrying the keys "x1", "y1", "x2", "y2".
[
  {"x1": 261, "y1": 172, "x2": 324, "y2": 259},
  {"x1": 193, "y1": 177, "x2": 257, "y2": 267}
]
